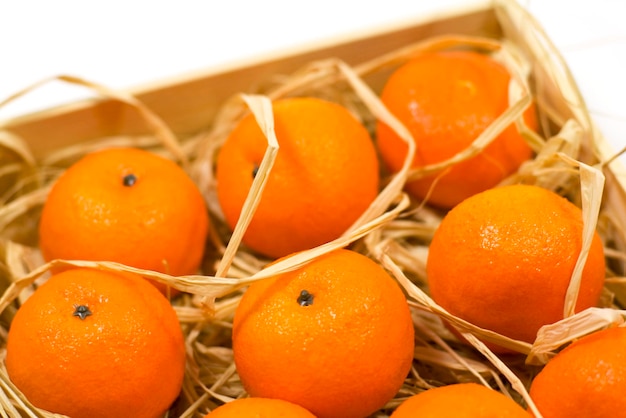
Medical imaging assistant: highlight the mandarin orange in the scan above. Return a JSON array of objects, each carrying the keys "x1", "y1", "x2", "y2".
[
  {"x1": 38, "y1": 147, "x2": 209, "y2": 294},
  {"x1": 232, "y1": 249, "x2": 415, "y2": 418},
  {"x1": 216, "y1": 97, "x2": 379, "y2": 259},
  {"x1": 376, "y1": 50, "x2": 536, "y2": 209},
  {"x1": 390, "y1": 383, "x2": 531, "y2": 417},
  {"x1": 426, "y1": 184, "x2": 605, "y2": 351},
  {"x1": 204, "y1": 397, "x2": 316, "y2": 417},
  {"x1": 5, "y1": 268, "x2": 186, "y2": 418},
  {"x1": 529, "y1": 326, "x2": 626, "y2": 417}
]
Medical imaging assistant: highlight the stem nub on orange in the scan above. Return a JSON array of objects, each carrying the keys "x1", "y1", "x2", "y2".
[
  {"x1": 426, "y1": 184, "x2": 605, "y2": 351},
  {"x1": 38, "y1": 147, "x2": 210, "y2": 294},
  {"x1": 376, "y1": 50, "x2": 536, "y2": 209},
  {"x1": 5, "y1": 268, "x2": 186, "y2": 418},
  {"x1": 216, "y1": 97, "x2": 380, "y2": 259},
  {"x1": 529, "y1": 326, "x2": 626, "y2": 418},
  {"x1": 232, "y1": 249, "x2": 415, "y2": 418}
]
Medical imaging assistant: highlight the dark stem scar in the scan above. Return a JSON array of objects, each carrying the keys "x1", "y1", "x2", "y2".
[
  {"x1": 123, "y1": 173, "x2": 137, "y2": 187},
  {"x1": 73, "y1": 305, "x2": 93, "y2": 320},
  {"x1": 297, "y1": 290, "x2": 314, "y2": 307}
]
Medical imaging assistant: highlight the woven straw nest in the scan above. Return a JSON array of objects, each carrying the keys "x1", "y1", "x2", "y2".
[{"x1": 0, "y1": 0, "x2": 625, "y2": 417}]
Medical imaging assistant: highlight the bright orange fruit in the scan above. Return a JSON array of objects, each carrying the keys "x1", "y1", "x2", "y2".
[
  {"x1": 376, "y1": 50, "x2": 536, "y2": 209},
  {"x1": 426, "y1": 184, "x2": 605, "y2": 350},
  {"x1": 203, "y1": 397, "x2": 316, "y2": 417},
  {"x1": 5, "y1": 268, "x2": 186, "y2": 418},
  {"x1": 390, "y1": 383, "x2": 531, "y2": 417},
  {"x1": 216, "y1": 97, "x2": 379, "y2": 259},
  {"x1": 232, "y1": 249, "x2": 415, "y2": 418},
  {"x1": 38, "y1": 147, "x2": 210, "y2": 294},
  {"x1": 529, "y1": 326, "x2": 626, "y2": 417}
]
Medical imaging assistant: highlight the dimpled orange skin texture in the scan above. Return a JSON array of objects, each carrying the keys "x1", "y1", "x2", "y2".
[
  {"x1": 38, "y1": 147, "x2": 209, "y2": 292},
  {"x1": 5, "y1": 268, "x2": 186, "y2": 418},
  {"x1": 232, "y1": 249, "x2": 415, "y2": 418},
  {"x1": 426, "y1": 184, "x2": 605, "y2": 350},
  {"x1": 376, "y1": 50, "x2": 536, "y2": 209},
  {"x1": 204, "y1": 397, "x2": 316, "y2": 418},
  {"x1": 390, "y1": 383, "x2": 531, "y2": 417},
  {"x1": 216, "y1": 97, "x2": 379, "y2": 259},
  {"x1": 529, "y1": 326, "x2": 626, "y2": 417}
]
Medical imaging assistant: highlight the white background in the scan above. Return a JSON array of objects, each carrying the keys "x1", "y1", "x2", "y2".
[{"x1": 1, "y1": 0, "x2": 625, "y2": 160}]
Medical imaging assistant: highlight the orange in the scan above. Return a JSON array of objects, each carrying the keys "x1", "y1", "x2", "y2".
[
  {"x1": 232, "y1": 248, "x2": 415, "y2": 418},
  {"x1": 426, "y1": 184, "x2": 605, "y2": 350},
  {"x1": 204, "y1": 397, "x2": 316, "y2": 417},
  {"x1": 390, "y1": 383, "x2": 531, "y2": 417},
  {"x1": 38, "y1": 147, "x2": 210, "y2": 294},
  {"x1": 529, "y1": 326, "x2": 626, "y2": 417},
  {"x1": 216, "y1": 97, "x2": 379, "y2": 259},
  {"x1": 376, "y1": 50, "x2": 536, "y2": 209},
  {"x1": 5, "y1": 268, "x2": 186, "y2": 418}
]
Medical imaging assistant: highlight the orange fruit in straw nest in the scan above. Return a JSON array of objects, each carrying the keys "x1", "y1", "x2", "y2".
[
  {"x1": 232, "y1": 248, "x2": 415, "y2": 418},
  {"x1": 426, "y1": 184, "x2": 606, "y2": 351},
  {"x1": 529, "y1": 326, "x2": 626, "y2": 418},
  {"x1": 376, "y1": 50, "x2": 537, "y2": 209},
  {"x1": 204, "y1": 397, "x2": 316, "y2": 417},
  {"x1": 38, "y1": 147, "x2": 210, "y2": 294},
  {"x1": 216, "y1": 97, "x2": 379, "y2": 259},
  {"x1": 390, "y1": 383, "x2": 531, "y2": 417},
  {"x1": 5, "y1": 268, "x2": 186, "y2": 418}
]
